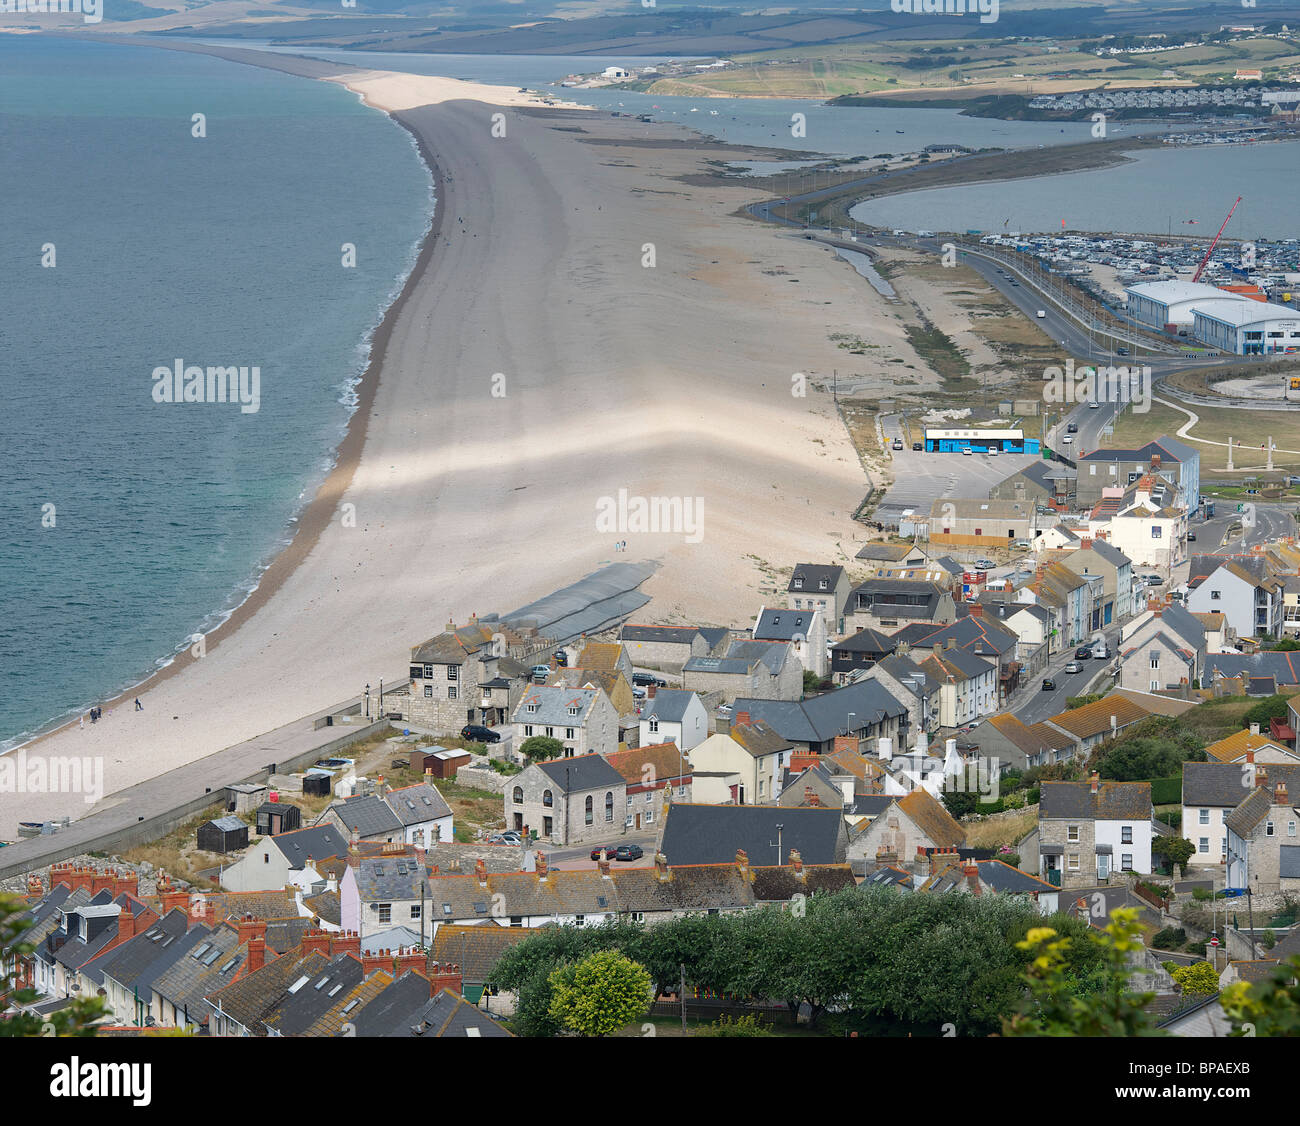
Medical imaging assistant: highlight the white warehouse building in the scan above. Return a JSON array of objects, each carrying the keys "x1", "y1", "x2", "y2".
[
  {"x1": 1193, "y1": 301, "x2": 1300, "y2": 356},
  {"x1": 1125, "y1": 280, "x2": 1251, "y2": 330}
]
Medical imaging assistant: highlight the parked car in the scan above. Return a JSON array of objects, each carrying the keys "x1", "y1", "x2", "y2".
[
  {"x1": 632, "y1": 686, "x2": 647, "y2": 699},
  {"x1": 961, "y1": 447, "x2": 973, "y2": 456},
  {"x1": 892, "y1": 438, "x2": 904, "y2": 450},
  {"x1": 1074, "y1": 647, "x2": 1093, "y2": 659},
  {"x1": 631, "y1": 671, "x2": 667, "y2": 687},
  {"x1": 530, "y1": 664, "x2": 550, "y2": 679},
  {"x1": 489, "y1": 830, "x2": 522, "y2": 846},
  {"x1": 1064, "y1": 662, "x2": 1082, "y2": 674},
  {"x1": 1062, "y1": 435, "x2": 1073, "y2": 444},
  {"x1": 988, "y1": 447, "x2": 999, "y2": 456},
  {"x1": 913, "y1": 441, "x2": 923, "y2": 451},
  {"x1": 615, "y1": 844, "x2": 644, "y2": 862},
  {"x1": 1088, "y1": 401, "x2": 1100, "y2": 409},
  {"x1": 1117, "y1": 347, "x2": 1130, "y2": 356},
  {"x1": 1187, "y1": 531, "x2": 1197, "y2": 542},
  {"x1": 1041, "y1": 678, "x2": 1057, "y2": 691},
  {"x1": 1067, "y1": 422, "x2": 1078, "y2": 433},
  {"x1": 461, "y1": 724, "x2": 502, "y2": 744},
  {"x1": 1143, "y1": 574, "x2": 1163, "y2": 586},
  {"x1": 974, "y1": 559, "x2": 996, "y2": 570},
  {"x1": 591, "y1": 846, "x2": 618, "y2": 861}
]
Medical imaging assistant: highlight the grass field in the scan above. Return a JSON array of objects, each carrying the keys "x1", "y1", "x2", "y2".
[{"x1": 1102, "y1": 400, "x2": 1300, "y2": 475}]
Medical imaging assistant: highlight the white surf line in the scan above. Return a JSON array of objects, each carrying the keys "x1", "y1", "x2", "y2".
[{"x1": 1153, "y1": 396, "x2": 1300, "y2": 459}]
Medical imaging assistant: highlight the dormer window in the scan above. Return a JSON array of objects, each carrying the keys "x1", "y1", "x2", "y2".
[
  {"x1": 526, "y1": 702, "x2": 539, "y2": 713},
  {"x1": 793, "y1": 577, "x2": 804, "y2": 589},
  {"x1": 567, "y1": 706, "x2": 579, "y2": 716},
  {"x1": 818, "y1": 578, "x2": 828, "y2": 590}
]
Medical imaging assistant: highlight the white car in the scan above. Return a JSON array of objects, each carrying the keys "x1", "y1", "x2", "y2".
[
  {"x1": 1036, "y1": 309, "x2": 1047, "y2": 318},
  {"x1": 988, "y1": 447, "x2": 999, "y2": 456},
  {"x1": 1061, "y1": 435, "x2": 1073, "y2": 444},
  {"x1": 962, "y1": 447, "x2": 973, "y2": 456}
]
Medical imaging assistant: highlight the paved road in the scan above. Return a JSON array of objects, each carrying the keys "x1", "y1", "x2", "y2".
[
  {"x1": 1200, "y1": 500, "x2": 1298, "y2": 552},
  {"x1": 1010, "y1": 624, "x2": 1122, "y2": 725},
  {"x1": 547, "y1": 830, "x2": 659, "y2": 868}
]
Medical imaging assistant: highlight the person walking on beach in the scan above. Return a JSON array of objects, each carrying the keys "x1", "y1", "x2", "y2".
[{"x1": 135, "y1": 698, "x2": 143, "y2": 711}]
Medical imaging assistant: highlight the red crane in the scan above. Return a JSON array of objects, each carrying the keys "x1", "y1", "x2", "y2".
[{"x1": 1191, "y1": 196, "x2": 1242, "y2": 283}]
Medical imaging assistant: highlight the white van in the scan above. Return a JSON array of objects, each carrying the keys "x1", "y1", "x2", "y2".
[
  {"x1": 1036, "y1": 309, "x2": 1047, "y2": 318},
  {"x1": 1091, "y1": 639, "x2": 1110, "y2": 659}
]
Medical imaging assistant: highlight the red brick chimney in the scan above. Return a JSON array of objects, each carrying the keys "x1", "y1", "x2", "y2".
[
  {"x1": 245, "y1": 936, "x2": 267, "y2": 974},
  {"x1": 964, "y1": 864, "x2": 982, "y2": 894},
  {"x1": 968, "y1": 604, "x2": 984, "y2": 618},
  {"x1": 789, "y1": 849, "x2": 805, "y2": 879},
  {"x1": 301, "y1": 928, "x2": 331, "y2": 958},
  {"x1": 235, "y1": 913, "x2": 267, "y2": 947},
  {"x1": 735, "y1": 710, "x2": 751, "y2": 728},
  {"x1": 647, "y1": 684, "x2": 656, "y2": 699},
  {"x1": 475, "y1": 858, "x2": 488, "y2": 887},
  {"x1": 536, "y1": 853, "x2": 549, "y2": 882},
  {"x1": 1276, "y1": 781, "x2": 1289, "y2": 805},
  {"x1": 735, "y1": 848, "x2": 750, "y2": 879},
  {"x1": 597, "y1": 857, "x2": 611, "y2": 877},
  {"x1": 1090, "y1": 771, "x2": 1100, "y2": 794},
  {"x1": 1256, "y1": 766, "x2": 1269, "y2": 790},
  {"x1": 161, "y1": 888, "x2": 190, "y2": 916},
  {"x1": 832, "y1": 735, "x2": 856, "y2": 756},
  {"x1": 1081, "y1": 537, "x2": 1093, "y2": 550},
  {"x1": 654, "y1": 851, "x2": 671, "y2": 883},
  {"x1": 331, "y1": 931, "x2": 362, "y2": 962},
  {"x1": 426, "y1": 961, "x2": 462, "y2": 998}
]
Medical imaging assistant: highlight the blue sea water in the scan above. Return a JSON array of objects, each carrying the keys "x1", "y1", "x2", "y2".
[{"x1": 0, "y1": 36, "x2": 432, "y2": 748}]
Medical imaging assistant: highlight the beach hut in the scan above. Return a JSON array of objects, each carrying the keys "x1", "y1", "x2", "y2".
[
  {"x1": 197, "y1": 816, "x2": 249, "y2": 855},
  {"x1": 302, "y1": 772, "x2": 332, "y2": 798},
  {"x1": 256, "y1": 798, "x2": 301, "y2": 836},
  {"x1": 415, "y1": 747, "x2": 471, "y2": 779}
]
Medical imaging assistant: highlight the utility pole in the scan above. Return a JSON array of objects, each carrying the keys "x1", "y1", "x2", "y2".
[{"x1": 680, "y1": 963, "x2": 687, "y2": 1033}]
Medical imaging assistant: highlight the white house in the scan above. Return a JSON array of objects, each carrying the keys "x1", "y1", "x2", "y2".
[
  {"x1": 753, "y1": 606, "x2": 828, "y2": 677},
  {"x1": 638, "y1": 687, "x2": 708, "y2": 753},
  {"x1": 511, "y1": 684, "x2": 619, "y2": 758},
  {"x1": 220, "y1": 825, "x2": 351, "y2": 893}
]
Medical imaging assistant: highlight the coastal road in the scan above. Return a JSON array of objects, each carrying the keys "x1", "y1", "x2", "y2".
[
  {"x1": 1010, "y1": 626, "x2": 1122, "y2": 726},
  {"x1": 1201, "y1": 500, "x2": 1298, "y2": 551}
]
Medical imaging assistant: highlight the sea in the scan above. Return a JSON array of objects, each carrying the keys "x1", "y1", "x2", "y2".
[
  {"x1": 1, "y1": 34, "x2": 1287, "y2": 751},
  {"x1": 0, "y1": 35, "x2": 432, "y2": 749}
]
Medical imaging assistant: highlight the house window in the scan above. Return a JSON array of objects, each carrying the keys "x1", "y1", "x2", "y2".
[
  {"x1": 1067, "y1": 854, "x2": 1079, "y2": 870},
  {"x1": 567, "y1": 706, "x2": 579, "y2": 717},
  {"x1": 605, "y1": 792, "x2": 614, "y2": 822},
  {"x1": 542, "y1": 789, "x2": 553, "y2": 808},
  {"x1": 1199, "y1": 838, "x2": 1209, "y2": 853},
  {"x1": 1267, "y1": 820, "x2": 1274, "y2": 836},
  {"x1": 1199, "y1": 809, "x2": 1209, "y2": 825},
  {"x1": 378, "y1": 904, "x2": 391, "y2": 925},
  {"x1": 524, "y1": 725, "x2": 534, "y2": 737},
  {"x1": 566, "y1": 728, "x2": 575, "y2": 739},
  {"x1": 626, "y1": 815, "x2": 633, "y2": 828},
  {"x1": 1289, "y1": 822, "x2": 1296, "y2": 836},
  {"x1": 631, "y1": 911, "x2": 644, "y2": 923},
  {"x1": 447, "y1": 665, "x2": 458, "y2": 681},
  {"x1": 648, "y1": 718, "x2": 659, "y2": 734},
  {"x1": 512, "y1": 786, "x2": 523, "y2": 805},
  {"x1": 510, "y1": 916, "x2": 522, "y2": 927},
  {"x1": 448, "y1": 686, "x2": 458, "y2": 700},
  {"x1": 1150, "y1": 654, "x2": 1160, "y2": 670},
  {"x1": 575, "y1": 915, "x2": 585, "y2": 927},
  {"x1": 819, "y1": 578, "x2": 828, "y2": 590},
  {"x1": 1121, "y1": 826, "x2": 1133, "y2": 845},
  {"x1": 526, "y1": 702, "x2": 539, "y2": 713},
  {"x1": 424, "y1": 685, "x2": 433, "y2": 698},
  {"x1": 793, "y1": 578, "x2": 804, "y2": 589},
  {"x1": 411, "y1": 905, "x2": 421, "y2": 920},
  {"x1": 646, "y1": 809, "x2": 654, "y2": 824},
  {"x1": 585, "y1": 796, "x2": 593, "y2": 825},
  {"x1": 1067, "y1": 825, "x2": 1080, "y2": 842},
  {"x1": 627, "y1": 795, "x2": 634, "y2": 808},
  {"x1": 1121, "y1": 854, "x2": 1133, "y2": 870},
  {"x1": 1152, "y1": 526, "x2": 1162, "y2": 539},
  {"x1": 645, "y1": 792, "x2": 653, "y2": 804},
  {"x1": 423, "y1": 664, "x2": 433, "y2": 679},
  {"x1": 1211, "y1": 590, "x2": 1221, "y2": 601},
  {"x1": 545, "y1": 727, "x2": 553, "y2": 737}
]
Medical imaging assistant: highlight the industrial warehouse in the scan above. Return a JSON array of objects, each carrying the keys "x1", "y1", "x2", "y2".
[{"x1": 1127, "y1": 279, "x2": 1300, "y2": 353}]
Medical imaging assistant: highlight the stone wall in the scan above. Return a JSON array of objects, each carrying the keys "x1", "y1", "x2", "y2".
[{"x1": 457, "y1": 766, "x2": 508, "y2": 794}]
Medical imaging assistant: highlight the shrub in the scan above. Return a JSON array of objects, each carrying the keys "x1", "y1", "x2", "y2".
[
  {"x1": 1262, "y1": 930, "x2": 1277, "y2": 950},
  {"x1": 1152, "y1": 926, "x2": 1187, "y2": 950},
  {"x1": 1192, "y1": 887, "x2": 1212, "y2": 902},
  {"x1": 693, "y1": 1013, "x2": 774, "y2": 1038}
]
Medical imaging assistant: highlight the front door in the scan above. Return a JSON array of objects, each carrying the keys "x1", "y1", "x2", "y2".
[
  {"x1": 1098, "y1": 853, "x2": 1110, "y2": 880},
  {"x1": 635, "y1": 813, "x2": 641, "y2": 830}
]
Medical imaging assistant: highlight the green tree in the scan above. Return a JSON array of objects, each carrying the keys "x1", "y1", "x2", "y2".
[
  {"x1": 1220, "y1": 956, "x2": 1300, "y2": 1036},
  {"x1": 548, "y1": 949, "x2": 652, "y2": 1037},
  {"x1": 802, "y1": 670, "x2": 823, "y2": 694},
  {"x1": 1171, "y1": 961, "x2": 1219, "y2": 996},
  {"x1": 1003, "y1": 907, "x2": 1166, "y2": 1036},
  {"x1": 1243, "y1": 695, "x2": 1291, "y2": 729},
  {"x1": 518, "y1": 735, "x2": 564, "y2": 763},
  {"x1": 1151, "y1": 836, "x2": 1196, "y2": 878},
  {"x1": 0, "y1": 892, "x2": 108, "y2": 1037}
]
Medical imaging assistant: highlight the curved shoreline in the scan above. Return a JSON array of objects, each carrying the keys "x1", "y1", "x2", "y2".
[{"x1": 8, "y1": 47, "x2": 447, "y2": 756}]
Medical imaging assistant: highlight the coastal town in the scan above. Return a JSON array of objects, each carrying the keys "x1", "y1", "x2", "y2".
[{"x1": 2, "y1": 0, "x2": 1298, "y2": 1077}]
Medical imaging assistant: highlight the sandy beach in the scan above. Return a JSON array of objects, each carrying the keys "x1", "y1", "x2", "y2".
[{"x1": 1, "y1": 44, "x2": 882, "y2": 838}]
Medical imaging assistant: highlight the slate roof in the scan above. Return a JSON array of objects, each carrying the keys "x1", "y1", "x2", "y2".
[
  {"x1": 754, "y1": 608, "x2": 820, "y2": 641},
  {"x1": 260, "y1": 952, "x2": 366, "y2": 1037},
  {"x1": 847, "y1": 794, "x2": 894, "y2": 818},
  {"x1": 152, "y1": 924, "x2": 247, "y2": 1023},
  {"x1": 919, "y1": 647, "x2": 995, "y2": 683},
  {"x1": 303, "y1": 890, "x2": 342, "y2": 928},
  {"x1": 264, "y1": 917, "x2": 314, "y2": 955},
  {"x1": 855, "y1": 543, "x2": 924, "y2": 562},
  {"x1": 863, "y1": 864, "x2": 915, "y2": 889},
  {"x1": 97, "y1": 909, "x2": 196, "y2": 996},
  {"x1": 383, "y1": 989, "x2": 512, "y2": 1038},
  {"x1": 750, "y1": 864, "x2": 856, "y2": 900},
  {"x1": 727, "y1": 719, "x2": 795, "y2": 759},
  {"x1": 1129, "y1": 603, "x2": 1205, "y2": 651},
  {"x1": 788, "y1": 564, "x2": 845, "y2": 593},
  {"x1": 361, "y1": 926, "x2": 425, "y2": 955},
  {"x1": 832, "y1": 629, "x2": 896, "y2": 656},
  {"x1": 657, "y1": 803, "x2": 844, "y2": 866},
  {"x1": 1039, "y1": 780, "x2": 1153, "y2": 821},
  {"x1": 906, "y1": 615, "x2": 1019, "y2": 658},
  {"x1": 432, "y1": 924, "x2": 536, "y2": 984},
  {"x1": 1183, "y1": 762, "x2": 1255, "y2": 807},
  {"x1": 327, "y1": 794, "x2": 404, "y2": 838},
  {"x1": 355, "y1": 855, "x2": 428, "y2": 903},
  {"x1": 638, "y1": 688, "x2": 700, "y2": 725},
  {"x1": 1225, "y1": 787, "x2": 1274, "y2": 836},
  {"x1": 535, "y1": 753, "x2": 625, "y2": 794},
  {"x1": 350, "y1": 971, "x2": 437, "y2": 1037},
  {"x1": 513, "y1": 685, "x2": 601, "y2": 726},
  {"x1": 385, "y1": 782, "x2": 453, "y2": 826},
  {"x1": 270, "y1": 825, "x2": 351, "y2": 869},
  {"x1": 301, "y1": 969, "x2": 395, "y2": 1038},
  {"x1": 922, "y1": 858, "x2": 1055, "y2": 895},
  {"x1": 1080, "y1": 436, "x2": 1197, "y2": 465},
  {"x1": 733, "y1": 679, "x2": 907, "y2": 745},
  {"x1": 851, "y1": 579, "x2": 946, "y2": 619},
  {"x1": 205, "y1": 949, "x2": 329, "y2": 1035},
  {"x1": 1206, "y1": 652, "x2": 1300, "y2": 687}
]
